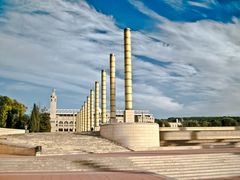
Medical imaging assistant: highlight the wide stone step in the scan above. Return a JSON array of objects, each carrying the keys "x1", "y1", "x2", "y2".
[
  {"x1": 164, "y1": 170, "x2": 240, "y2": 180},
  {"x1": 133, "y1": 162, "x2": 240, "y2": 169},
  {"x1": 94, "y1": 156, "x2": 240, "y2": 166},
  {"x1": 129, "y1": 158, "x2": 240, "y2": 165},
  {"x1": 128, "y1": 157, "x2": 239, "y2": 163},
  {"x1": 148, "y1": 164, "x2": 240, "y2": 173},
  {"x1": 98, "y1": 162, "x2": 240, "y2": 174},
  {"x1": 128, "y1": 153, "x2": 236, "y2": 160}
]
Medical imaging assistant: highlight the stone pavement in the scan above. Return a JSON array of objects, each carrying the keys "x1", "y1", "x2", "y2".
[
  {"x1": 0, "y1": 133, "x2": 129, "y2": 155},
  {"x1": 0, "y1": 172, "x2": 166, "y2": 180},
  {"x1": 1, "y1": 133, "x2": 240, "y2": 180}
]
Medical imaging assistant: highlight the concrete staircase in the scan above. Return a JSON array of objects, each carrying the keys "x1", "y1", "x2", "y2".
[
  {"x1": 88, "y1": 153, "x2": 240, "y2": 179},
  {"x1": 1, "y1": 152, "x2": 240, "y2": 179},
  {"x1": 0, "y1": 133, "x2": 129, "y2": 155},
  {"x1": 1, "y1": 133, "x2": 240, "y2": 179},
  {"x1": 0, "y1": 156, "x2": 94, "y2": 172}
]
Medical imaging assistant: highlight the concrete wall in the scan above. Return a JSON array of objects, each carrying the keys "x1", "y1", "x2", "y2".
[
  {"x1": 159, "y1": 126, "x2": 240, "y2": 131},
  {"x1": 100, "y1": 123, "x2": 159, "y2": 150},
  {"x1": 160, "y1": 127, "x2": 240, "y2": 143},
  {"x1": 0, "y1": 144, "x2": 36, "y2": 156},
  {"x1": 0, "y1": 128, "x2": 25, "y2": 136}
]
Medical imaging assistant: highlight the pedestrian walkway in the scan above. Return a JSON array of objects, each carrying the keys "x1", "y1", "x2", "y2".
[
  {"x1": 0, "y1": 133, "x2": 129, "y2": 155},
  {"x1": 1, "y1": 133, "x2": 240, "y2": 179}
]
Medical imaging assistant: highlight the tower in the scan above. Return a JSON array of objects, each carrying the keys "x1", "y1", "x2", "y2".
[
  {"x1": 50, "y1": 88, "x2": 57, "y2": 120},
  {"x1": 101, "y1": 70, "x2": 107, "y2": 124},
  {"x1": 50, "y1": 88, "x2": 57, "y2": 132},
  {"x1": 110, "y1": 54, "x2": 116, "y2": 123},
  {"x1": 95, "y1": 81, "x2": 99, "y2": 129},
  {"x1": 124, "y1": 28, "x2": 134, "y2": 122}
]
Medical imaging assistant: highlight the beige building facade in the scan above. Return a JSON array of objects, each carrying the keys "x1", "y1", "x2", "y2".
[
  {"x1": 49, "y1": 89, "x2": 77, "y2": 132},
  {"x1": 49, "y1": 89, "x2": 155, "y2": 132}
]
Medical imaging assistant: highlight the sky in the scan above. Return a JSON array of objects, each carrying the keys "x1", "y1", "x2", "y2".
[{"x1": 0, "y1": 0, "x2": 240, "y2": 118}]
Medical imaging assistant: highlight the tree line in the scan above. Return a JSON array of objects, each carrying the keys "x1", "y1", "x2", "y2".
[
  {"x1": 156, "y1": 116, "x2": 240, "y2": 127},
  {"x1": 0, "y1": 95, "x2": 51, "y2": 132}
]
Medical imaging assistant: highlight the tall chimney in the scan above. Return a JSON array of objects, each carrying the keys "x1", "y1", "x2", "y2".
[
  {"x1": 110, "y1": 54, "x2": 116, "y2": 123},
  {"x1": 95, "y1": 81, "x2": 99, "y2": 128},
  {"x1": 124, "y1": 28, "x2": 134, "y2": 122},
  {"x1": 101, "y1": 70, "x2": 107, "y2": 124}
]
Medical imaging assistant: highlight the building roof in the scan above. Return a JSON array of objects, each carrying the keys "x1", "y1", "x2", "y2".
[
  {"x1": 47, "y1": 109, "x2": 153, "y2": 116},
  {"x1": 56, "y1": 109, "x2": 79, "y2": 114}
]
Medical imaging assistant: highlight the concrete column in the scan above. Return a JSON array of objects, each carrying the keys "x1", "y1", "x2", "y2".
[
  {"x1": 84, "y1": 101, "x2": 87, "y2": 131},
  {"x1": 101, "y1": 70, "x2": 107, "y2": 124},
  {"x1": 110, "y1": 54, "x2": 116, "y2": 123},
  {"x1": 124, "y1": 28, "x2": 134, "y2": 123},
  {"x1": 87, "y1": 96, "x2": 90, "y2": 131},
  {"x1": 90, "y1": 89, "x2": 94, "y2": 131},
  {"x1": 76, "y1": 112, "x2": 79, "y2": 132},
  {"x1": 95, "y1": 81, "x2": 99, "y2": 129},
  {"x1": 80, "y1": 106, "x2": 83, "y2": 132},
  {"x1": 78, "y1": 110, "x2": 81, "y2": 132}
]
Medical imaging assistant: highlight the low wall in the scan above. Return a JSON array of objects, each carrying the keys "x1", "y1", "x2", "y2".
[
  {"x1": 100, "y1": 123, "x2": 160, "y2": 150},
  {"x1": 0, "y1": 128, "x2": 25, "y2": 136},
  {"x1": 160, "y1": 127, "x2": 240, "y2": 145},
  {"x1": 159, "y1": 126, "x2": 240, "y2": 131},
  {"x1": 0, "y1": 143, "x2": 36, "y2": 156}
]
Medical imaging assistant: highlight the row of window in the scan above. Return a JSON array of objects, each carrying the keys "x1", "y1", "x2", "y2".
[
  {"x1": 58, "y1": 128, "x2": 76, "y2": 132},
  {"x1": 58, "y1": 121, "x2": 74, "y2": 125}
]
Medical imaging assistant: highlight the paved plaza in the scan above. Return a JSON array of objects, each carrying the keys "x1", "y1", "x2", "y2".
[
  {"x1": 0, "y1": 133, "x2": 240, "y2": 179},
  {"x1": 0, "y1": 133, "x2": 129, "y2": 155}
]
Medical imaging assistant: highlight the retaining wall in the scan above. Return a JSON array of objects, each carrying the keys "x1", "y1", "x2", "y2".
[{"x1": 100, "y1": 123, "x2": 160, "y2": 150}]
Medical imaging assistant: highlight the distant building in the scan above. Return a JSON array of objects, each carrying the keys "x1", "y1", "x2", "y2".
[
  {"x1": 49, "y1": 89, "x2": 155, "y2": 132},
  {"x1": 168, "y1": 119, "x2": 182, "y2": 127},
  {"x1": 168, "y1": 122, "x2": 182, "y2": 127}
]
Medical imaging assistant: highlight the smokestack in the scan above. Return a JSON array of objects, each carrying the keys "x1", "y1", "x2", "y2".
[
  {"x1": 110, "y1": 54, "x2": 116, "y2": 123},
  {"x1": 95, "y1": 81, "x2": 99, "y2": 128},
  {"x1": 124, "y1": 28, "x2": 134, "y2": 122},
  {"x1": 101, "y1": 70, "x2": 107, "y2": 124},
  {"x1": 90, "y1": 89, "x2": 94, "y2": 130}
]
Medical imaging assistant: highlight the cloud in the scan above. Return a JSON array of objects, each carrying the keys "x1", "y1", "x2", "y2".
[
  {"x1": 128, "y1": 1, "x2": 240, "y2": 117},
  {"x1": 188, "y1": 1, "x2": 212, "y2": 9},
  {"x1": 0, "y1": 0, "x2": 240, "y2": 118},
  {"x1": 128, "y1": 0, "x2": 168, "y2": 23}
]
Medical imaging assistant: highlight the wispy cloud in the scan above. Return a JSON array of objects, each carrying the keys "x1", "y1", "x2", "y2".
[
  {"x1": 0, "y1": 0, "x2": 240, "y2": 117},
  {"x1": 188, "y1": 1, "x2": 212, "y2": 9}
]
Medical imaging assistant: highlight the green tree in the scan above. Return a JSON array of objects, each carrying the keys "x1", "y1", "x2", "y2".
[
  {"x1": 211, "y1": 119, "x2": 222, "y2": 126},
  {"x1": 164, "y1": 121, "x2": 171, "y2": 127},
  {"x1": 222, "y1": 117, "x2": 238, "y2": 126},
  {"x1": 0, "y1": 96, "x2": 26, "y2": 128},
  {"x1": 39, "y1": 112, "x2": 51, "y2": 132},
  {"x1": 29, "y1": 104, "x2": 40, "y2": 132},
  {"x1": 200, "y1": 120, "x2": 209, "y2": 127},
  {"x1": 183, "y1": 120, "x2": 199, "y2": 127}
]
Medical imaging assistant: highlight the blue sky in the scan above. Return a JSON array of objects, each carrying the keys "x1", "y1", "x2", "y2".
[{"x1": 0, "y1": 0, "x2": 240, "y2": 118}]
